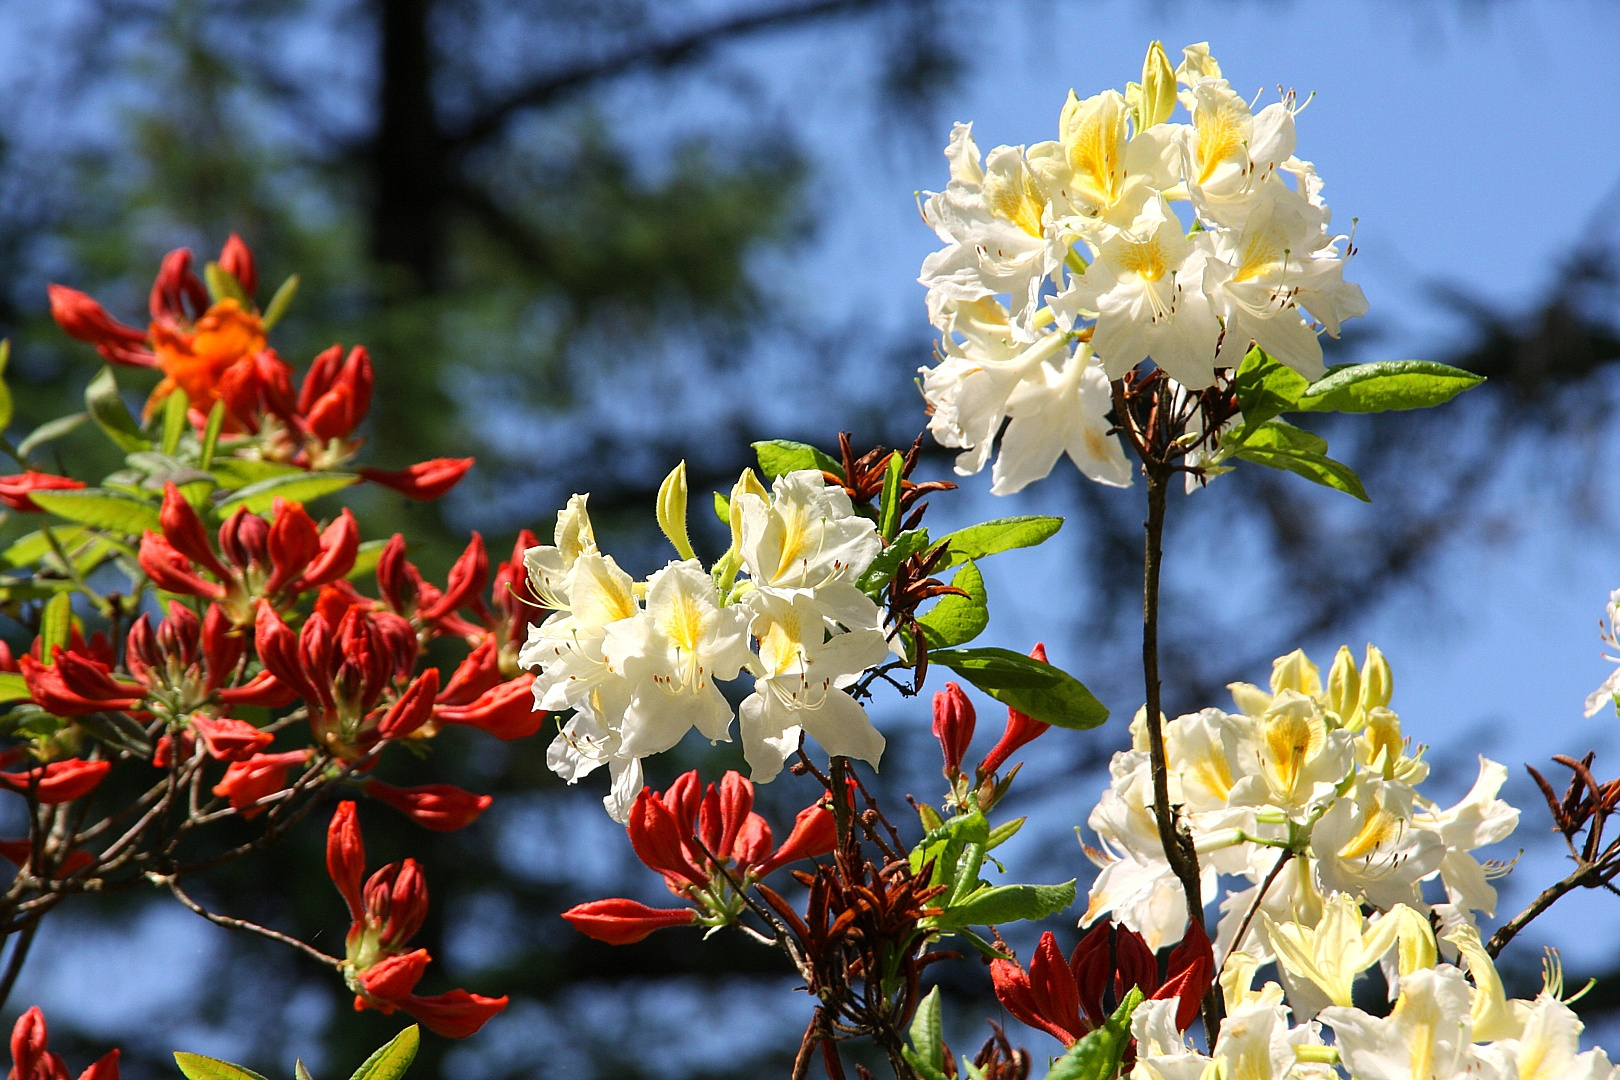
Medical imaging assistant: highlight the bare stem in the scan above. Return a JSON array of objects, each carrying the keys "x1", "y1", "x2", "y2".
[
  {"x1": 0, "y1": 919, "x2": 40, "y2": 1012},
  {"x1": 160, "y1": 875, "x2": 342, "y2": 969},
  {"x1": 1486, "y1": 856, "x2": 1618, "y2": 958}
]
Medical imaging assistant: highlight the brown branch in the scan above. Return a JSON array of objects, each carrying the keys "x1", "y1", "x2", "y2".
[
  {"x1": 160, "y1": 876, "x2": 342, "y2": 969},
  {"x1": 1486, "y1": 856, "x2": 1620, "y2": 958}
]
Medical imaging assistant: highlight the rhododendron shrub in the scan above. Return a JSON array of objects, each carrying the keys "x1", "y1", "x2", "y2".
[{"x1": 4, "y1": 39, "x2": 1618, "y2": 1080}]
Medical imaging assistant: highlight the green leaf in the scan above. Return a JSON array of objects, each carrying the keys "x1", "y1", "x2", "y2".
[
  {"x1": 84, "y1": 367, "x2": 151, "y2": 453},
  {"x1": 2, "y1": 526, "x2": 89, "y2": 569},
  {"x1": 208, "y1": 458, "x2": 304, "y2": 490},
  {"x1": 946, "y1": 842, "x2": 989, "y2": 908},
  {"x1": 878, "y1": 451, "x2": 905, "y2": 542},
  {"x1": 0, "y1": 339, "x2": 13, "y2": 433},
  {"x1": 204, "y1": 262, "x2": 248, "y2": 305},
  {"x1": 713, "y1": 491, "x2": 730, "y2": 525},
  {"x1": 262, "y1": 273, "x2": 299, "y2": 330},
  {"x1": 160, "y1": 387, "x2": 190, "y2": 456},
  {"x1": 908, "y1": 987, "x2": 945, "y2": 1077},
  {"x1": 986, "y1": 816, "x2": 1025, "y2": 851},
  {"x1": 1046, "y1": 988, "x2": 1144, "y2": 1080},
  {"x1": 348, "y1": 1025, "x2": 420, "y2": 1080},
  {"x1": 295, "y1": 1062, "x2": 315, "y2": 1080},
  {"x1": 218, "y1": 471, "x2": 357, "y2": 514},
  {"x1": 173, "y1": 1053, "x2": 270, "y2": 1080},
  {"x1": 937, "y1": 879, "x2": 1076, "y2": 928},
  {"x1": 752, "y1": 439, "x2": 842, "y2": 482},
  {"x1": 918, "y1": 560, "x2": 988, "y2": 648},
  {"x1": 929, "y1": 647, "x2": 1108, "y2": 731},
  {"x1": 931, "y1": 516, "x2": 1063, "y2": 571},
  {"x1": 1234, "y1": 418, "x2": 1327, "y2": 456},
  {"x1": 200, "y1": 401, "x2": 226, "y2": 469},
  {"x1": 0, "y1": 672, "x2": 29, "y2": 702},
  {"x1": 40, "y1": 592, "x2": 71, "y2": 664},
  {"x1": 857, "y1": 527, "x2": 930, "y2": 595},
  {"x1": 1233, "y1": 446, "x2": 1370, "y2": 501},
  {"x1": 29, "y1": 489, "x2": 162, "y2": 537},
  {"x1": 17, "y1": 413, "x2": 89, "y2": 459},
  {"x1": 1296, "y1": 360, "x2": 1485, "y2": 413},
  {"x1": 909, "y1": 810, "x2": 990, "y2": 886},
  {"x1": 348, "y1": 539, "x2": 388, "y2": 581},
  {"x1": 901, "y1": 1049, "x2": 951, "y2": 1080},
  {"x1": 1232, "y1": 345, "x2": 1307, "y2": 428}
]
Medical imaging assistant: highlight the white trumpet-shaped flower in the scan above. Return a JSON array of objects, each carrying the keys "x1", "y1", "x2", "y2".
[{"x1": 989, "y1": 343, "x2": 1132, "y2": 494}]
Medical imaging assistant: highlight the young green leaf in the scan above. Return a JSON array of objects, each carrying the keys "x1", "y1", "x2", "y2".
[
  {"x1": 262, "y1": 273, "x2": 300, "y2": 330},
  {"x1": 1045, "y1": 987, "x2": 1144, "y2": 1080},
  {"x1": 348, "y1": 1025, "x2": 420, "y2": 1080},
  {"x1": 28, "y1": 489, "x2": 162, "y2": 537},
  {"x1": 218, "y1": 471, "x2": 357, "y2": 514},
  {"x1": 17, "y1": 413, "x2": 89, "y2": 459},
  {"x1": 0, "y1": 672, "x2": 29, "y2": 702},
  {"x1": 1296, "y1": 360, "x2": 1485, "y2": 413},
  {"x1": 929, "y1": 647, "x2": 1108, "y2": 730},
  {"x1": 931, "y1": 517, "x2": 1063, "y2": 571},
  {"x1": 985, "y1": 816, "x2": 1025, "y2": 851},
  {"x1": 856, "y1": 528, "x2": 930, "y2": 595},
  {"x1": 161, "y1": 387, "x2": 191, "y2": 456},
  {"x1": 918, "y1": 560, "x2": 988, "y2": 648},
  {"x1": 40, "y1": 592, "x2": 71, "y2": 663},
  {"x1": 208, "y1": 458, "x2": 304, "y2": 490},
  {"x1": 1232, "y1": 418, "x2": 1327, "y2": 456},
  {"x1": 84, "y1": 367, "x2": 151, "y2": 453},
  {"x1": 295, "y1": 1061, "x2": 316, "y2": 1080},
  {"x1": 204, "y1": 262, "x2": 248, "y2": 305},
  {"x1": 173, "y1": 1054, "x2": 271, "y2": 1080},
  {"x1": 200, "y1": 400, "x2": 227, "y2": 469},
  {"x1": 878, "y1": 450, "x2": 905, "y2": 542},
  {"x1": 936, "y1": 879, "x2": 1076, "y2": 928},
  {"x1": 1232, "y1": 345, "x2": 1308, "y2": 428},
  {"x1": 908, "y1": 987, "x2": 946, "y2": 1078},
  {"x1": 2, "y1": 526, "x2": 89, "y2": 569},
  {"x1": 751, "y1": 439, "x2": 843, "y2": 482},
  {"x1": 0, "y1": 339, "x2": 13, "y2": 433},
  {"x1": 712, "y1": 490, "x2": 730, "y2": 526},
  {"x1": 1233, "y1": 446, "x2": 1370, "y2": 501}
]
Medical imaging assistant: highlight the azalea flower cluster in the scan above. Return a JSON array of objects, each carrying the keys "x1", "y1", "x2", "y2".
[
  {"x1": 918, "y1": 42, "x2": 1367, "y2": 494},
  {"x1": 521, "y1": 466, "x2": 894, "y2": 821}
]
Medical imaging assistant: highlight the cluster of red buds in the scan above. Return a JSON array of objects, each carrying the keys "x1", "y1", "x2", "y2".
[
  {"x1": 930, "y1": 645, "x2": 1055, "y2": 811},
  {"x1": 990, "y1": 918, "x2": 1214, "y2": 1047},
  {"x1": 46, "y1": 235, "x2": 471, "y2": 495},
  {"x1": 563, "y1": 770, "x2": 839, "y2": 944},
  {"x1": 8, "y1": 1007, "x2": 118, "y2": 1080},
  {"x1": 141, "y1": 484, "x2": 358, "y2": 625},
  {"x1": 327, "y1": 802, "x2": 507, "y2": 1037}
]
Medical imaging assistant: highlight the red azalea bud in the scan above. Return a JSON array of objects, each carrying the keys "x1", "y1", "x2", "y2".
[
  {"x1": 377, "y1": 669, "x2": 439, "y2": 740},
  {"x1": 716, "y1": 771, "x2": 754, "y2": 861},
  {"x1": 364, "y1": 778, "x2": 491, "y2": 832},
  {"x1": 375, "y1": 534, "x2": 417, "y2": 614},
  {"x1": 216, "y1": 669, "x2": 297, "y2": 709},
  {"x1": 218, "y1": 506, "x2": 269, "y2": 570},
  {"x1": 199, "y1": 604, "x2": 244, "y2": 693},
  {"x1": 1153, "y1": 917, "x2": 1214, "y2": 1031},
  {"x1": 663, "y1": 771, "x2": 702, "y2": 838},
  {"x1": 156, "y1": 601, "x2": 202, "y2": 669},
  {"x1": 0, "y1": 759, "x2": 112, "y2": 804},
  {"x1": 138, "y1": 533, "x2": 227, "y2": 601},
  {"x1": 294, "y1": 509, "x2": 359, "y2": 591},
  {"x1": 212, "y1": 749, "x2": 307, "y2": 817},
  {"x1": 360, "y1": 948, "x2": 429, "y2": 1002},
  {"x1": 419, "y1": 533, "x2": 487, "y2": 622},
  {"x1": 1111, "y1": 922, "x2": 1160, "y2": 1002},
  {"x1": 978, "y1": 644, "x2": 1054, "y2": 776},
  {"x1": 1070, "y1": 919, "x2": 1114, "y2": 1028},
  {"x1": 265, "y1": 498, "x2": 321, "y2": 596},
  {"x1": 189, "y1": 715, "x2": 274, "y2": 761},
  {"x1": 9, "y1": 1007, "x2": 51, "y2": 1080},
  {"x1": 0, "y1": 472, "x2": 87, "y2": 514},
  {"x1": 159, "y1": 483, "x2": 232, "y2": 581},
  {"x1": 751, "y1": 800, "x2": 835, "y2": 876},
  {"x1": 47, "y1": 283, "x2": 155, "y2": 367},
  {"x1": 152, "y1": 730, "x2": 195, "y2": 768},
  {"x1": 731, "y1": 813, "x2": 774, "y2": 869},
  {"x1": 932, "y1": 682, "x2": 976, "y2": 776},
  {"x1": 20, "y1": 653, "x2": 143, "y2": 716},
  {"x1": 431, "y1": 675, "x2": 540, "y2": 740},
  {"x1": 253, "y1": 603, "x2": 322, "y2": 703},
  {"x1": 150, "y1": 248, "x2": 208, "y2": 322},
  {"x1": 991, "y1": 933, "x2": 1087, "y2": 1048},
  {"x1": 218, "y1": 233, "x2": 257, "y2": 297},
  {"x1": 396, "y1": 988, "x2": 507, "y2": 1039},
  {"x1": 372, "y1": 858, "x2": 429, "y2": 949},
  {"x1": 627, "y1": 787, "x2": 707, "y2": 886},
  {"x1": 313, "y1": 581, "x2": 364, "y2": 626},
  {"x1": 562, "y1": 898, "x2": 697, "y2": 945},
  {"x1": 326, "y1": 800, "x2": 366, "y2": 923},
  {"x1": 297, "y1": 344, "x2": 345, "y2": 415},
  {"x1": 436, "y1": 638, "x2": 503, "y2": 706},
  {"x1": 360, "y1": 457, "x2": 474, "y2": 501}
]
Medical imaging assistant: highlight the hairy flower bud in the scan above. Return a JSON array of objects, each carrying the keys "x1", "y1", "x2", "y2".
[
  {"x1": 562, "y1": 898, "x2": 696, "y2": 945},
  {"x1": 978, "y1": 644, "x2": 1054, "y2": 776},
  {"x1": 932, "y1": 682, "x2": 976, "y2": 776}
]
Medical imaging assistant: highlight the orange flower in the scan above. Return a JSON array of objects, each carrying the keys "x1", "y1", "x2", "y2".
[{"x1": 146, "y1": 298, "x2": 267, "y2": 418}]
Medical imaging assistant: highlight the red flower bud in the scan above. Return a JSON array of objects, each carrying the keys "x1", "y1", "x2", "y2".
[
  {"x1": 364, "y1": 778, "x2": 491, "y2": 832},
  {"x1": 436, "y1": 638, "x2": 503, "y2": 706},
  {"x1": 150, "y1": 248, "x2": 208, "y2": 322},
  {"x1": 731, "y1": 814, "x2": 774, "y2": 869},
  {"x1": 199, "y1": 604, "x2": 244, "y2": 693},
  {"x1": 152, "y1": 730, "x2": 195, "y2": 768},
  {"x1": 189, "y1": 715, "x2": 274, "y2": 761},
  {"x1": 419, "y1": 533, "x2": 487, "y2": 622},
  {"x1": 138, "y1": 533, "x2": 227, "y2": 600},
  {"x1": 211, "y1": 749, "x2": 308, "y2": 817},
  {"x1": 218, "y1": 507, "x2": 269, "y2": 569},
  {"x1": 327, "y1": 800, "x2": 367, "y2": 924},
  {"x1": 264, "y1": 498, "x2": 321, "y2": 596},
  {"x1": 48, "y1": 283, "x2": 155, "y2": 367},
  {"x1": 377, "y1": 669, "x2": 440, "y2": 740},
  {"x1": 375, "y1": 534, "x2": 418, "y2": 614},
  {"x1": 369, "y1": 859, "x2": 429, "y2": 949},
  {"x1": 627, "y1": 787, "x2": 707, "y2": 886},
  {"x1": 216, "y1": 669, "x2": 297, "y2": 709},
  {"x1": 20, "y1": 654, "x2": 143, "y2": 716},
  {"x1": 932, "y1": 682, "x2": 976, "y2": 776},
  {"x1": 663, "y1": 771, "x2": 702, "y2": 839},
  {"x1": 715, "y1": 770, "x2": 754, "y2": 861},
  {"x1": 978, "y1": 644, "x2": 1054, "y2": 776},
  {"x1": 159, "y1": 484, "x2": 232, "y2": 581},
  {"x1": 751, "y1": 800, "x2": 835, "y2": 876},
  {"x1": 431, "y1": 675, "x2": 540, "y2": 740},
  {"x1": 990, "y1": 932, "x2": 1087, "y2": 1047},
  {"x1": 0, "y1": 759, "x2": 112, "y2": 804},
  {"x1": 562, "y1": 898, "x2": 697, "y2": 945},
  {"x1": 395, "y1": 989, "x2": 508, "y2": 1039},
  {"x1": 359, "y1": 948, "x2": 429, "y2": 1002},
  {"x1": 0, "y1": 472, "x2": 87, "y2": 514},
  {"x1": 253, "y1": 603, "x2": 322, "y2": 704},
  {"x1": 293, "y1": 509, "x2": 358, "y2": 591},
  {"x1": 218, "y1": 234, "x2": 257, "y2": 297},
  {"x1": 1152, "y1": 916, "x2": 1214, "y2": 1031},
  {"x1": 360, "y1": 457, "x2": 474, "y2": 501}
]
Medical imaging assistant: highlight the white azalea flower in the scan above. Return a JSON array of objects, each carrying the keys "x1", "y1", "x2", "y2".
[
  {"x1": 1497, "y1": 994, "x2": 1614, "y2": 1080},
  {"x1": 1321, "y1": 967, "x2": 1501, "y2": 1080},
  {"x1": 1583, "y1": 588, "x2": 1620, "y2": 717},
  {"x1": 1026, "y1": 88, "x2": 1180, "y2": 229},
  {"x1": 989, "y1": 343, "x2": 1132, "y2": 494},
  {"x1": 520, "y1": 550, "x2": 639, "y2": 717},
  {"x1": 1177, "y1": 77, "x2": 1299, "y2": 229},
  {"x1": 1311, "y1": 776, "x2": 1444, "y2": 911},
  {"x1": 736, "y1": 469, "x2": 880, "y2": 593},
  {"x1": 1056, "y1": 196, "x2": 1221, "y2": 388},
  {"x1": 603, "y1": 560, "x2": 752, "y2": 759},
  {"x1": 545, "y1": 701, "x2": 643, "y2": 823},
  {"x1": 1226, "y1": 690, "x2": 1354, "y2": 814},
  {"x1": 1413, "y1": 756, "x2": 1520, "y2": 917},
  {"x1": 738, "y1": 588, "x2": 889, "y2": 783},
  {"x1": 522, "y1": 492, "x2": 597, "y2": 608}
]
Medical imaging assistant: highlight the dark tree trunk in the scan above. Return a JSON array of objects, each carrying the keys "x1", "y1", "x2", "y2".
[{"x1": 370, "y1": 0, "x2": 445, "y2": 291}]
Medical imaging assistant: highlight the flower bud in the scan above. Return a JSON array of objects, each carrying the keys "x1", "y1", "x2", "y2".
[
  {"x1": 359, "y1": 457, "x2": 474, "y2": 501},
  {"x1": 372, "y1": 858, "x2": 429, "y2": 950},
  {"x1": 294, "y1": 510, "x2": 359, "y2": 592},
  {"x1": 1136, "y1": 41, "x2": 1177, "y2": 129},
  {"x1": 218, "y1": 506, "x2": 269, "y2": 570},
  {"x1": 419, "y1": 533, "x2": 487, "y2": 621},
  {"x1": 0, "y1": 472, "x2": 87, "y2": 514},
  {"x1": 160, "y1": 483, "x2": 231, "y2": 580},
  {"x1": 364, "y1": 778, "x2": 491, "y2": 832},
  {"x1": 190, "y1": 715, "x2": 274, "y2": 761},
  {"x1": 0, "y1": 759, "x2": 111, "y2": 804},
  {"x1": 932, "y1": 682, "x2": 976, "y2": 776},
  {"x1": 378, "y1": 669, "x2": 440, "y2": 740},
  {"x1": 978, "y1": 644, "x2": 1053, "y2": 776},
  {"x1": 1326, "y1": 644, "x2": 1361, "y2": 725},
  {"x1": 359, "y1": 948, "x2": 429, "y2": 1002},
  {"x1": 1269, "y1": 648, "x2": 1321, "y2": 698},
  {"x1": 1361, "y1": 644, "x2": 1392, "y2": 711},
  {"x1": 626, "y1": 787, "x2": 707, "y2": 886},
  {"x1": 751, "y1": 800, "x2": 835, "y2": 876},
  {"x1": 326, "y1": 800, "x2": 367, "y2": 922},
  {"x1": 562, "y1": 898, "x2": 696, "y2": 945},
  {"x1": 47, "y1": 283, "x2": 153, "y2": 366},
  {"x1": 394, "y1": 989, "x2": 508, "y2": 1040},
  {"x1": 431, "y1": 675, "x2": 541, "y2": 740},
  {"x1": 149, "y1": 247, "x2": 207, "y2": 321},
  {"x1": 218, "y1": 233, "x2": 257, "y2": 297},
  {"x1": 656, "y1": 460, "x2": 696, "y2": 561},
  {"x1": 1153, "y1": 916, "x2": 1214, "y2": 1031}
]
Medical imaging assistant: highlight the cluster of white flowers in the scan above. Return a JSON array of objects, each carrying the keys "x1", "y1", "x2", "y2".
[
  {"x1": 918, "y1": 42, "x2": 1367, "y2": 495},
  {"x1": 518, "y1": 469, "x2": 892, "y2": 820},
  {"x1": 1082, "y1": 645, "x2": 1620, "y2": 1080}
]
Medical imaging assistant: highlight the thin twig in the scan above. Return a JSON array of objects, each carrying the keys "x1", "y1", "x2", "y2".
[
  {"x1": 1227, "y1": 849, "x2": 1294, "y2": 960},
  {"x1": 0, "y1": 919, "x2": 40, "y2": 1012},
  {"x1": 159, "y1": 875, "x2": 342, "y2": 969}
]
